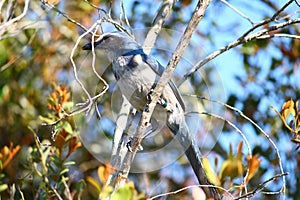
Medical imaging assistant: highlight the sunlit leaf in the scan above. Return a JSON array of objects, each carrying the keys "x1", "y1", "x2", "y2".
[
  {"x1": 110, "y1": 184, "x2": 134, "y2": 200},
  {"x1": 0, "y1": 184, "x2": 8, "y2": 192},
  {"x1": 98, "y1": 163, "x2": 114, "y2": 184},
  {"x1": 86, "y1": 176, "x2": 101, "y2": 194},
  {"x1": 202, "y1": 157, "x2": 221, "y2": 186},
  {"x1": 281, "y1": 99, "x2": 296, "y2": 119},
  {"x1": 59, "y1": 168, "x2": 69, "y2": 176},
  {"x1": 62, "y1": 121, "x2": 73, "y2": 134},
  {"x1": 219, "y1": 142, "x2": 244, "y2": 182},
  {"x1": 246, "y1": 154, "x2": 260, "y2": 182}
]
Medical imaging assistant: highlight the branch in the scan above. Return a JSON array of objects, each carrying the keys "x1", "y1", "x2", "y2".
[
  {"x1": 178, "y1": 17, "x2": 300, "y2": 86},
  {"x1": 241, "y1": 0, "x2": 294, "y2": 38},
  {"x1": 142, "y1": 0, "x2": 175, "y2": 53},
  {"x1": 106, "y1": 0, "x2": 175, "y2": 188},
  {"x1": 0, "y1": 0, "x2": 30, "y2": 37},
  {"x1": 234, "y1": 172, "x2": 289, "y2": 200},
  {"x1": 149, "y1": 184, "x2": 233, "y2": 200},
  {"x1": 39, "y1": 0, "x2": 90, "y2": 34}
]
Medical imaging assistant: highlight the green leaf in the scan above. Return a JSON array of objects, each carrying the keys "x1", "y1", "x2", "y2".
[
  {"x1": 0, "y1": 184, "x2": 8, "y2": 192},
  {"x1": 61, "y1": 121, "x2": 73, "y2": 134},
  {"x1": 111, "y1": 185, "x2": 133, "y2": 200},
  {"x1": 39, "y1": 115, "x2": 55, "y2": 124},
  {"x1": 59, "y1": 168, "x2": 69, "y2": 176},
  {"x1": 202, "y1": 157, "x2": 220, "y2": 186},
  {"x1": 63, "y1": 161, "x2": 76, "y2": 166},
  {"x1": 76, "y1": 179, "x2": 86, "y2": 192}
]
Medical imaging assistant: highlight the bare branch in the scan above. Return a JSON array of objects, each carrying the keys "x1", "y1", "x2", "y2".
[
  {"x1": 178, "y1": 18, "x2": 300, "y2": 86},
  {"x1": 241, "y1": 0, "x2": 294, "y2": 38},
  {"x1": 39, "y1": 0, "x2": 90, "y2": 34},
  {"x1": 257, "y1": 33, "x2": 300, "y2": 40},
  {"x1": 143, "y1": 0, "x2": 175, "y2": 53},
  {"x1": 120, "y1": 0, "x2": 132, "y2": 32},
  {"x1": 197, "y1": 110, "x2": 252, "y2": 192},
  {"x1": 0, "y1": 0, "x2": 30, "y2": 37},
  {"x1": 234, "y1": 172, "x2": 289, "y2": 200},
  {"x1": 149, "y1": 184, "x2": 233, "y2": 200},
  {"x1": 83, "y1": 0, "x2": 107, "y2": 14}
]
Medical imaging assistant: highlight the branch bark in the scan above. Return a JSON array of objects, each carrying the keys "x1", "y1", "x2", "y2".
[{"x1": 106, "y1": 0, "x2": 175, "y2": 191}]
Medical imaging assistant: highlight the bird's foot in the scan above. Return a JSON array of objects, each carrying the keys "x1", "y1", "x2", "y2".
[{"x1": 126, "y1": 136, "x2": 143, "y2": 152}]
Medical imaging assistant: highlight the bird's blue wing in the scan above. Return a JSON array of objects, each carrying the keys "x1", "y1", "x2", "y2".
[{"x1": 143, "y1": 54, "x2": 186, "y2": 112}]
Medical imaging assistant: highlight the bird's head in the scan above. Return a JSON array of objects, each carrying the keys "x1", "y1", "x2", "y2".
[{"x1": 82, "y1": 32, "x2": 142, "y2": 60}]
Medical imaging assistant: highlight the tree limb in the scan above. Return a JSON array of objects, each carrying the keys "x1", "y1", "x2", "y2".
[{"x1": 178, "y1": 17, "x2": 300, "y2": 86}]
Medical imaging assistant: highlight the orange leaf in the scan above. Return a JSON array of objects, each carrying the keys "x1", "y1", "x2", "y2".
[
  {"x1": 98, "y1": 163, "x2": 115, "y2": 184},
  {"x1": 0, "y1": 142, "x2": 21, "y2": 171},
  {"x1": 246, "y1": 154, "x2": 260, "y2": 182},
  {"x1": 54, "y1": 130, "x2": 68, "y2": 153},
  {"x1": 281, "y1": 99, "x2": 296, "y2": 119},
  {"x1": 68, "y1": 137, "x2": 82, "y2": 154}
]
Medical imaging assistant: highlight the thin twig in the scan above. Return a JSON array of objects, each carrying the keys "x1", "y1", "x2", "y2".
[
  {"x1": 189, "y1": 110, "x2": 252, "y2": 193},
  {"x1": 61, "y1": 177, "x2": 72, "y2": 200},
  {"x1": 200, "y1": 97, "x2": 287, "y2": 195},
  {"x1": 241, "y1": 0, "x2": 294, "y2": 38},
  {"x1": 120, "y1": 0, "x2": 131, "y2": 31},
  {"x1": 83, "y1": 0, "x2": 107, "y2": 13},
  {"x1": 39, "y1": 0, "x2": 90, "y2": 34},
  {"x1": 220, "y1": 0, "x2": 255, "y2": 25},
  {"x1": 90, "y1": 22, "x2": 109, "y2": 117},
  {"x1": 0, "y1": 0, "x2": 30, "y2": 36},
  {"x1": 257, "y1": 33, "x2": 300, "y2": 40},
  {"x1": 148, "y1": 184, "x2": 233, "y2": 200},
  {"x1": 234, "y1": 172, "x2": 289, "y2": 200},
  {"x1": 178, "y1": 18, "x2": 300, "y2": 86}
]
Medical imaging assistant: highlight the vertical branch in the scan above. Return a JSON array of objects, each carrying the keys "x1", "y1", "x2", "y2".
[
  {"x1": 106, "y1": 0, "x2": 175, "y2": 189},
  {"x1": 143, "y1": 0, "x2": 175, "y2": 53}
]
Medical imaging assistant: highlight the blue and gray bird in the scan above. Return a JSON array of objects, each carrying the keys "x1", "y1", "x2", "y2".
[{"x1": 82, "y1": 32, "x2": 219, "y2": 199}]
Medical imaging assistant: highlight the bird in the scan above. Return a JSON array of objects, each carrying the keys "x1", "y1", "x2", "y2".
[{"x1": 82, "y1": 31, "x2": 220, "y2": 199}]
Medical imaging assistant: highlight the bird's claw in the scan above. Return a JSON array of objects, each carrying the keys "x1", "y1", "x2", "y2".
[{"x1": 126, "y1": 136, "x2": 143, "y2": 152}]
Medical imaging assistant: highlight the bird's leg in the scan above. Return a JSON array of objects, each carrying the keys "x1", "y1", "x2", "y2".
[
  {"x1": 157, "y1": 98, "x2": 173, "y2": 113},
  {"x1": 145, "y1": 88, "x2": 154, "y2": 112},
  {"x1": 126, "y1": 136, "x2": 143, "y2": 152},
  {"x1": 146, "y1": 84, "x2": 173, "y2": 113}
]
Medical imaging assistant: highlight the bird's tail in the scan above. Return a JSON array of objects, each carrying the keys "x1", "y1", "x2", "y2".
[{"x1": 168, "y1": 120, "x2": 220, "y2": 199}]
